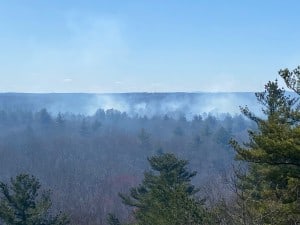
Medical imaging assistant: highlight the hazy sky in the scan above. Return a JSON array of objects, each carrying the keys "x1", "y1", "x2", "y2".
[{"x1": 0, "y1": 0, "x2": 299, "y2": 93}]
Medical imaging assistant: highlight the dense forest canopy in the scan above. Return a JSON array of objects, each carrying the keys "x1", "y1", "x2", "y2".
[
  {"x1": 0, "y1": 101, "x2": 251, "y2": 224},
  {"x1": 0, "y1": 67, "x2": 300, "y2": 224}
]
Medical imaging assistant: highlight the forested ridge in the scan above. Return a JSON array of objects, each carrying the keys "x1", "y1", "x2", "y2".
[
  {"x1": 0, "y1": 107, "x2": 249, "y2": 224},
  {"x1": 0, "y1": 66, "x2": 299, "y2": 224}
]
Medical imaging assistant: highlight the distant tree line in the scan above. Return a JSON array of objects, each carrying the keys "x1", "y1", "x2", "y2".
[
  {"x1": 0, "y1": 105, "x2": 249, "y2": 224},
  {"x1": 1, "y1": 66, "x2": 299, "y2": 224}
]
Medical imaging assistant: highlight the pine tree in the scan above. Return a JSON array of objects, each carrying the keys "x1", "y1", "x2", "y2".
[
  {"x1": 55, "y1": 113, "x2": 65, "y2": 128},
  {"x1": 231, "y1": 78, "x2": 300, "y2": 224},
  {"x1": 0, "y1": 174, "x2": 69, "y2": 225},
  {"x1": 138, "y1": 128, "x2": 151, "y2": 151},
  {"x1": 279, "y1": 65, "x2": 300, "y2": 94},
  {"x1": 107, "y1": 213, "x2": 121, "y2": 225},
  {"x1": 118, "y1": 153, "x2": 212, "y2": 225}
]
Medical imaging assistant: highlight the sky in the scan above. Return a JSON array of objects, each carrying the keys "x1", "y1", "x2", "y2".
[{"x1": 0, "y1": 0, "x2": 300, "y2": 93}]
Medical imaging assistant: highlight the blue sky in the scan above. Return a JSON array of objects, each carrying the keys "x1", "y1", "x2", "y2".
[{"x1": 0, "y1": 0, "x2": 299, "y2": 93}]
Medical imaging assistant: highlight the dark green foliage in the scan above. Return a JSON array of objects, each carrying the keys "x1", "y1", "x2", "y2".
[
  {"x1": 231, "y1": 76, "x2": 300, "y2": 224},
  {"x1": 119, "y1": 153, "x2": 212, "y2": 225},
  {"x1": 279, "y1": 65, "x2": 300, "y2": 94},
  {"x1": 107, "y1": 213, "x2": 121, "y2": 225},
  {"x1": 0, "y1": 174, "x2": 69, "y2": 225}
]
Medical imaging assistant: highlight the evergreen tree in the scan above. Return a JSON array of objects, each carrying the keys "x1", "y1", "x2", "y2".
[
  {"x1": 214, "y1": 126, "x2": 231, "y2": 146},
  {"x1": 0, "y1": 174, "x2": 69, "y2": 225},
  {"x1": 138, "y1": 128, "x2": 151, "y2": 151},
  {"x1": 118, "y1": 153, "x2": 212, "y2": 225},
  {"x1": 55, "y1": 113, "x2": 65, "y2": 128},
  {"x1": 279, "y1": 65, "x2": 300, "y2": 94},
  {"x1": 79, "y1": 118, "x2": 90, "y2": 136},
  {"x1": 107, "y1": 213, "x2": 121, "y2": 225},
  {"x1": 36, "y1": 109, "x2": 52, "y2": 126},
  {"x1": 231, "y1": 78, "x2": 300, "y2": 224}
]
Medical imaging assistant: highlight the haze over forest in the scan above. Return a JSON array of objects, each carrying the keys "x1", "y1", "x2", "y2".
[
  {"x1": 0, "y1": 92, "x2": 254, "y2": 224},
  {"x1": 0, "y1": 1, "x2": 300, "y2": 225},
  {"x1": 0, "y1": 92, "x2": 261, "y2": 117}
]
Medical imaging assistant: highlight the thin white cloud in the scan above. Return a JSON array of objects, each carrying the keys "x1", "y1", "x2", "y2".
[
  {"x1": 63, "y1": 78, "x2": 73, "y2": 83},
  {"x1": 18, "y1": 11, "x2": 130, "y2": 92}
]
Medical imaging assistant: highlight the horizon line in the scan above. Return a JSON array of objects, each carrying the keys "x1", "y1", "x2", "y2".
[{"x1": 0, "y1": 91, "x2": 261, "y2": 95}]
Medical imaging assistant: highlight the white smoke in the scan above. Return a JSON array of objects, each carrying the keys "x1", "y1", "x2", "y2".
[{"x1": 84, "y1": 92, "x2": 259, "y2": 119}]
